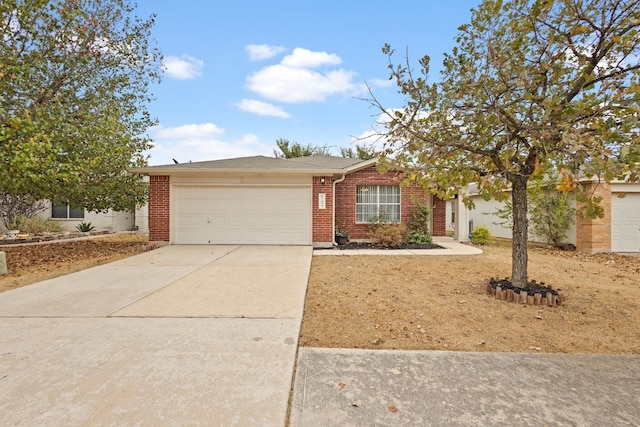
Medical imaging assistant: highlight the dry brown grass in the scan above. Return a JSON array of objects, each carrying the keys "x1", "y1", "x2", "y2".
[
  {"x1": 299, "y1": 242, "x2": 640, "y2": 354},
  {"x1": 0, "y1": 233, "x2": 148, "y2": 293}
]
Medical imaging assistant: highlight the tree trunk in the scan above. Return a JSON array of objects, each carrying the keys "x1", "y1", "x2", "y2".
[{"x1": 511, "y1": 175, "x2": 529, "y2": 287}]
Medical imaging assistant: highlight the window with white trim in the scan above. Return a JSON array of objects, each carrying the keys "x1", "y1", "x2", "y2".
[
  {"x1": 356, "y1": 185, "x2": 401, "y2": 223},
  {"x1": 51, "y1": 202, "x2": 84, "y2": 219},
  {"x1": 450, "y1": 200, "x2": 456, "y2": 224}
]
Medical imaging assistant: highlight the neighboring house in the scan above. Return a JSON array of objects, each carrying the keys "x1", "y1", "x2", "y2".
[
  {"x1": 459, "y1": 179, "x2": 640, "y2": 253},
  {"x1": 130, "y1": 155, "x2": 447, "y2": 247},
  {"x1": 37, "y1": 201, "x2": 148, "y2": 233}
]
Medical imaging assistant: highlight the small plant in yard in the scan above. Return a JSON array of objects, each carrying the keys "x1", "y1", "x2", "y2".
[
  {"x1": 492, "y1": 185, "x2": 575, "y2": 248},
  {"x1": 369, "y1": 223, "x2": 407, "y2": 247},
  {"x1": 407, "y1": 197, "x2": 432, "y2": 244},
  {"x1": 335, "y1": 220, "x2": 349, "y2": 244},
  {"x1": 407, "y1": 229, "x2": 432, "y2": 244},
  {"x1": 470, "y1": 226, "x2": 493, "y2": 245},
  {"x1": 367, "y1": 211, "x2": 406, "y2": 247},
  {"x1": 530, "y1": 190, "x2": 575, "y2": 247},
  {"x1": 14, "y1": 215, "x2": 63, "y2": 234},
  {"x1": 76, "y1": 222, "x2": 95, "y2": 232},
  {"x1": 0, "y1": 194, "x2": 47, "y2": 230}
]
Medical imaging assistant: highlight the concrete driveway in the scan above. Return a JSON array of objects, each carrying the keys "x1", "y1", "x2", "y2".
[{"x1": 0, "y1": 245, "x2": 312, "y2": 426}]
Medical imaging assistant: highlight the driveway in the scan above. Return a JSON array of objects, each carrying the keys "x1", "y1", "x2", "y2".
[{"x1": 0, "y1": 245, "x2": 312, "y2": 426}]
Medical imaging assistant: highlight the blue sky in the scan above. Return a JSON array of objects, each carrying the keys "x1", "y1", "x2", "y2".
[{"x1": 135, "y1": 1, "x2": 480, "y2": 166}]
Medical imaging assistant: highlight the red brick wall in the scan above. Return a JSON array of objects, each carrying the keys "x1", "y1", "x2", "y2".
[
  {"x1": 149, "y1": 175, "x2": 170, "y2": 242},
  {"x1": 432, "y1": 196, "x2": 446, "y2": 236},
  {"x1": 334, "y1": 166, "x2": 445, "y2": 240},
  {"x1": 312, "y1": 176, "x2": 334, "y2": 244}
]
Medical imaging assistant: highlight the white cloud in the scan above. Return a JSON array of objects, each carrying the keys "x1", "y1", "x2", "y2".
[
  {"x1": 245, "y1": 47, "x2": 362, "y2": 104},
  {"x1": 280, "y1": 48, "x2": 341, "y2": 68},
  {"x1": 247, "y1": 64, "x2": 358, "y2": 103},
  {"x1": 236, "y1": 99, "x2": 292, "y2": 118},
  {"x1": 147, "y1": 123, "x2": 272, "y2": 165},
  {"x1": 162, "y1": 55, "x2": 204, "y2": 80},
  {"x1": 246, "y1": 44, "x2": 287, "y2": 61}
]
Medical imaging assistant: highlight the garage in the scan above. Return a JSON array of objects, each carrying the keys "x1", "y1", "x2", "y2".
[
  {"x1": 611, "y1": 192, "x2": 640, "y2": 252},
  {"x1": 173, "y1": 185, "x2": 312, "y2": 245}
]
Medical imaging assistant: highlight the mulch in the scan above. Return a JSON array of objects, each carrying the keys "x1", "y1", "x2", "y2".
[{"x1": 321, "y1": 242, "x2": 444, "y2": 250}]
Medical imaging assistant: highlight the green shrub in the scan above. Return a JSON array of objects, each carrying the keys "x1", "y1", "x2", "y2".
[
  {"x1": 369, "y1": 223, "x2": 406, "y2": 247},
  {"x1": 492, "y1": 187, "x2": 575, "y2": 247},
  {"x1": 408, "y1": 196, "x2": 431, "y2": 236},
  {"x1": 407, "y1": 230, "x2": 433, "y2": 244},
  {"x1": 14, "y1": 215, "x2": 63, "y2": 234},
  {"x1": 76, "y1": 222, "x2": 96, "y2": 232},
  {"x1": 404, "y1": 196, "x2": 433, "y2": 244},
  {"x1": 470, "y1": 226, "x2": 493, "y2": 245},
  {"x1": 530, "y1": 191, "x2": 575, "y2": 246}
]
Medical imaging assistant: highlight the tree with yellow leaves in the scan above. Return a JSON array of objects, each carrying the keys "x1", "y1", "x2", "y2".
[{"x1": 370, "y1": 0, "x2": 640, "y2": 286}]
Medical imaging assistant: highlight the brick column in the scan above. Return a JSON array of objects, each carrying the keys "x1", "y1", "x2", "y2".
[
  {"x1": 576, "y1": 182, "x2": 611, "y2": 253},
  {"x1": 431, "y1": 196, "x2": 446, "y2": 236},
  {"x1": 312, "y1": 176, "x2": 334, "y2": 246},
  {"x1": 149, "y1": 175, "x2": 170, "y2": 242}
]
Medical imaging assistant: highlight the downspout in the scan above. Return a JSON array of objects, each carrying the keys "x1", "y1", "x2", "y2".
[{"x1": 332, "y1": 174, "x2": 346, "y2": 246}]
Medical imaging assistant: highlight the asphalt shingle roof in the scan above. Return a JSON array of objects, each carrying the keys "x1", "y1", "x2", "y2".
[
  {"x1": 133, "y1": 155, "x2": 374, "y2": 174},
  {"x1": 286, "y1": 155, "x2": 364, "y2": 169}
]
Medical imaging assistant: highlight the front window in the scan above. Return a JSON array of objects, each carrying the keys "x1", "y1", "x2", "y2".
[
  {"x1": 356, "y1": 185, "x2": 401, "y2": 223},
  {"x1": 51, "y1": 202, "x2": 84, "y2": 219}
]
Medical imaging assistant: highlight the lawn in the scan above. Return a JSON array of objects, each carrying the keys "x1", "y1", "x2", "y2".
[{"x1": 299, "y1": 243, "x2": 640, "y2": 354}]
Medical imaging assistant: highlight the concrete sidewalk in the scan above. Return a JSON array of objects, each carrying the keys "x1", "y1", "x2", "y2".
[
  {"x1": 314, "y1": 236, "x2": 483, "y2": 256},
  {"x1": 290, "y1": 347, "x2": 640, "y2": 426},
  {"x1": 0, "y1": 245, "x2": 311, "y2": 426}
]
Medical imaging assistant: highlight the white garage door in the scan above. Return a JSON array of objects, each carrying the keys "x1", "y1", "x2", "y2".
[
  {"x1": 611, "y1": 193, "x2": 640, "y2": 252},
  {"x1": 173, "y1": 185, "x2": 312, "y2": 245}
]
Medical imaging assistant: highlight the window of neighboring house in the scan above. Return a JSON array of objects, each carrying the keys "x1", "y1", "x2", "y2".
[
  {"x1": 356, "y1": 185, "x2": 401, "y2": 223},
  {"x1": 451, "y1": 200, "x2": 456, "y2": 224},
  {"x1": 51, "y1": 202, "x2": 84, "y2": 219}
]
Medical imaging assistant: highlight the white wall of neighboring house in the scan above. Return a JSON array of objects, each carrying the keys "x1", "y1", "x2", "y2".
[
  {"x1": 38, "y1": 202, "x2": 149, "y2": 233},
  {"x1": 134, "y1": 203, "x2": 148, "y2": 233},
  {"x1": 462, "y1": 185, "x2": 578, "y2": 246},
  {"x1": 467, "y1": 196, "x2": 517, "y2": 240}
]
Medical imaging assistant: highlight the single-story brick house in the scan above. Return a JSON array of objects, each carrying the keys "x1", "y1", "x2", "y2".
[{"x1": 131, "y1": 155, "x2": 446, "y2": 247}]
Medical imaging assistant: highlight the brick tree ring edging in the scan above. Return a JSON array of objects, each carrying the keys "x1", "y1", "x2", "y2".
[{"x1": 485, "y1": 278, "x2": 566, "y2": 306}]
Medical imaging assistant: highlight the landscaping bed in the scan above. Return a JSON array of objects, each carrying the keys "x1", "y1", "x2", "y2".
[
  {"x1": 0, "y1": 233, "x2": 149, "y2": 293},
  {"x1": 321, "y1": 242, "x2": 444, "y2": 250},
  {"x1": 0, "y1": 230, "x2": 111, "y2": 245}
]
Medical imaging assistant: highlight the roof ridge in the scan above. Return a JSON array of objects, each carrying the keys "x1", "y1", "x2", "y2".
[{"x1": 285, "y1": 155, "x2": 366, "y2": 169}]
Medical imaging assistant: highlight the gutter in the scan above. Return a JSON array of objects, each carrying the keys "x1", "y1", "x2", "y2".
[{"x1": 332, "y1": 174, "x2": 346, "y2": 246}]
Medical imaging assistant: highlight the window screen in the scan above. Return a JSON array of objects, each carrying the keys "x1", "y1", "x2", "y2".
[{"x1": 356, "y1": 185, "x2": 400, "y2": 223}]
